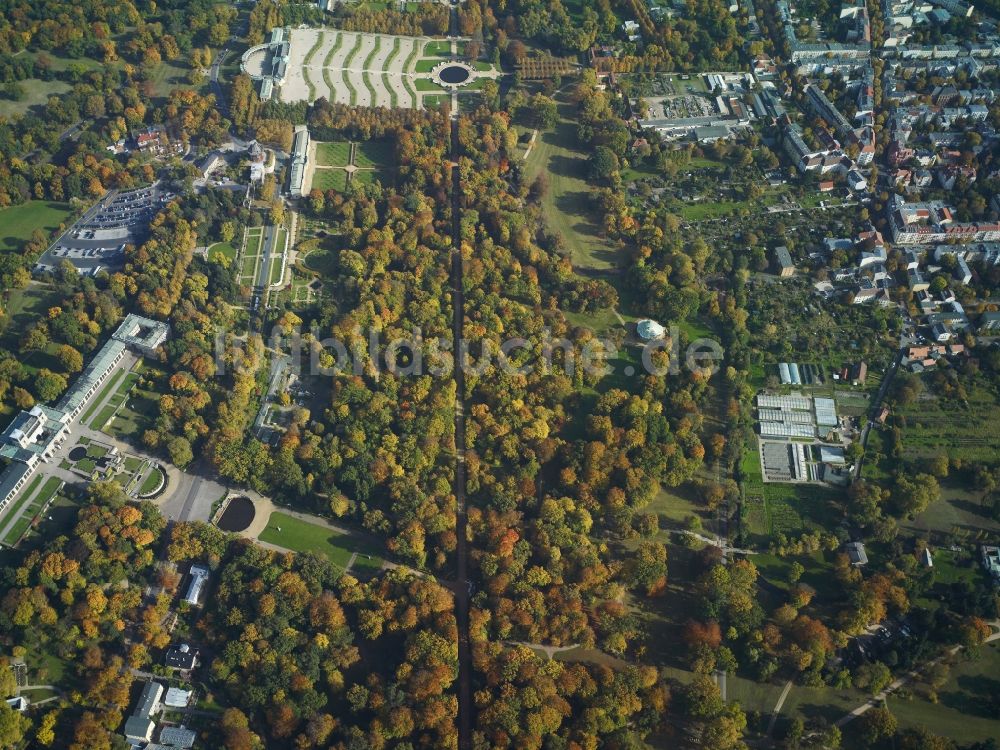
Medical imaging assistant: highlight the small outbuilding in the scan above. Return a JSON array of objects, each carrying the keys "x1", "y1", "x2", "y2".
[
  {"x1": 846, "y1": 541, "x2": 868, "y2": 566},
  {"x1": 773, "y1": 246, "x2": 795, "y2": 277}
]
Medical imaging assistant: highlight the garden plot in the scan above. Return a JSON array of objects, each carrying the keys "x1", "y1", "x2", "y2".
[{"x1": 280, "y1": 28, "x2": 425, "y2": 109}]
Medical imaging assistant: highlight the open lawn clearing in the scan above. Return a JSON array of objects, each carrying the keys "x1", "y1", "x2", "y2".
[
  {"x1": 0, "y1": 284, "x2": 63, "y2": 350},
  {"x1": 311, "y1": 169, "x2": 349, "y2": 192},
  {"x1": 144, "y1": 59, "x2": 197, "y2": 99},
  {"x1": 354, "y1": 140, "x2": 394, "y2": 168},
  {"x1": 883, "y1": 642, "x2": 1000, "y2": 744},
  {"x1": 301, "y1": 237, "x2": 340, "y2": 275},
  {"x1": 523, "y1": 98, "x2": 617, "y2": 271},
  {"x1": 0, "y1": 79, "x2": 72, "y2": 117},
  {"x1": 0, "y1": 201, "x2": 75, "y2": 253},
  {"x1": 258, "y1": 511, "x2": 381, "y2": 570},
  {"x1": 316, "y1": 141, "x2": 352, "y2": 167},
  {"x1": 902, "y1": 480, "x2": 1000, "y2": 537}
]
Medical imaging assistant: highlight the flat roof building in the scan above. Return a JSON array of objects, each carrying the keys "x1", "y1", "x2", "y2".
[
  {"x1": 158, "y1": 725, "x2": 197, "y2": 748},
  {"x1": 164, "y1": 688, "x2": 192, "y2": 708},
  {"x1": 183, "y1": 565, "x2": 210, "y2": 606}
]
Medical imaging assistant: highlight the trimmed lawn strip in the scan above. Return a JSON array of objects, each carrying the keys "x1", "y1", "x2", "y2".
[
  {"x1": 2, "y1": 476, "x2": 62, "y2": 546},
  {"x1": 383, "y1": 39, "x2": 402, "y2": 107},
  {"x1": 79, "y1": 368, "x2": 128, "y2": 427},
  {"x1": 361, "y1": 37, "x2": 381, "y2": 103}
]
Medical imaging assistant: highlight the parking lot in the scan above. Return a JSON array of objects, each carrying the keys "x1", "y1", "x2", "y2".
[{"x1": 33, "y1": 184, "x2": 170, "y2": 276}]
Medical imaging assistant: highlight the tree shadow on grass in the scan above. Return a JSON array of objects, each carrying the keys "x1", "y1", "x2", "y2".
[
  {"x1": 939, "y1": 675, "x2": 1000, "y2": 719},
  {"x1": 547, "y1": 153, "x2": 587, "y2": 180}
]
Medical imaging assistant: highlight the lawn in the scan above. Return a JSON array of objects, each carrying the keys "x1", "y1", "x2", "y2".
[
  {"x1": 741, "y1": 442, "x2": 845, "y2": 543},
  {"x1": 354, "y1": 140, "x2": 394, "y2": 168},
  {"x1": 0, "y1": 201, "x2": 75, "y2": 253},
  {"x1": 677, "y1": 200, "x2": 749, "y2": 221},
  {"x1": 422, "y1": 94, "x2": 448, "y2": 109},
  {"x1": 414, "y1": 58, "x2": 442, "y2": 73},
  {"x1": 522, "y1": 98, "x2": 618, "y2": 272},
  {"x1": 312, "y1": 169, "x2": 348, "y2": 192},
  {"x1": 145, "y1": 58, "x2": 203, "y2": 100},
  {"x1": 269, "y1": 250, "x2": 284, "y2": 285},
  {"x1": 0, "y1": 79, "x2": 72, "y2": 117},
  {"x1": 0, "y1": 285, "x2": 64, "y2": 352},
  {"x1": 258, "y1": 511, "x2": 381, "y2": 571},
  {"x1": 139, "y1": 466, "x2": 165, "y2": 496},
  {"x1": 107, "y1": 379, "x2": 161, "y2": 440},
  {"x1": 315, "y1": 141, "x2": 352, "y2": 168},
  {"x1": 209, "y1": 241, "x2": 238, "y2": 262},
  {"x1": 351, "y1": 170, "x2": 383, "y2": 187},
  {"x1": 301, "y1": 238, "x2": 340, "y2": 276},
  {"x1": 423, "y1": 40, "x2": 452, "y2": 57}
]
